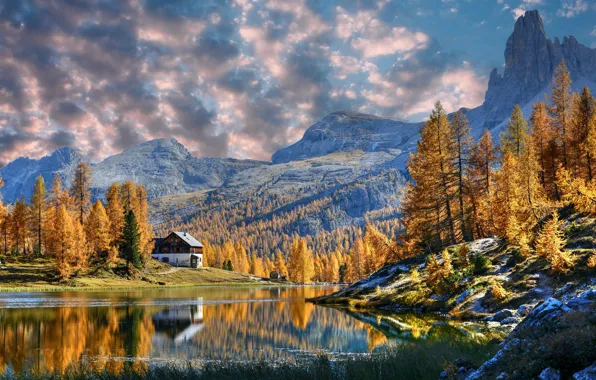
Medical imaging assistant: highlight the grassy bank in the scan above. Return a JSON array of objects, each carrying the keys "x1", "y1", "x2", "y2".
[
  {"x1": 0, "y1": 258, "x2": 272, "y2": 292},
  {"x1": 0, "y1": 337, "x2": 499, "y2": 380}
]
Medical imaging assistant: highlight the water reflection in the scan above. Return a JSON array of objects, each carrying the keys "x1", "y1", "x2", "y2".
[{"x1": 0, "y1": 286, "x2": 487, "y2": 375}]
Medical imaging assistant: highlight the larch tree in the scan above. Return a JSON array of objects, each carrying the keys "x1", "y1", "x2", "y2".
[
  {"x1": 11, "y1": 196, "x2": 28, "y2": 256},
  {"x1": 106, "y1": 183, "x2": 125, "y2": 247},
  {"x1": 287, "y1": 237, "x2": 315, "y2": 283},
  {"x1": 0, "y1": 176, "x2": 7, "y2": 257},
  {"x1": 275, "y1": 250, "x2": 289, "y2": 278},
  {"x1": 571, "y1": 87, "x2": 596, "y2": 181},
  {"x1": 54, "y1": 205, "x2": 76, "y2": 280},
  {"x1": 530, "y1": 101, "x2": 552, "y2": 188},
  {"x1": 120, "y1": 181, "x2": 139, "y2": 214},
  {"x1": 450, "y1": 110, "x2": 473, "y2": 240},
  {"x1": 135, "y1": 184, "x2": 153, "y2": 263},
  {"x1": 501, "y1": 105, "x2": 528, "y2": 156},
  {"x1": 536, "y1": 212, "x2": 573, "y2": 272},
  {"x1": 550, "y1": 60, "x2": 573, "y2": 169},
  {"x1": 70, "y1": 163, "x2": 92, "y2": 224},
  {"x1": 468, "y1": 129, "x2": 499, "y2": 237},
  {"x1": 85, "y1": 200, "x2": 111, "y2": 262},
  {"x1": 50, "y1": 174, "x2": 72, "y2": 210},
  {"x1": 235, "y1": 242, "x2": 250, "y2": 273},
  {"x1": 31, "y1": 175, "x2": 47, "y2": 256},
  {"x1": 401, "y1": 102, "x2": 458, "y2": 252}
]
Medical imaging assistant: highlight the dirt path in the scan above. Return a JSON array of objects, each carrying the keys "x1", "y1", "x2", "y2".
[{"x1": 154, "y1": 266, "x2": 182, "y2": 275}]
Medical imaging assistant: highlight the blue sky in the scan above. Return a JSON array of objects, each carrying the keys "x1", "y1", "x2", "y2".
[{"x1": 0, "y1": 0, "x2": 595, "y2": 164}]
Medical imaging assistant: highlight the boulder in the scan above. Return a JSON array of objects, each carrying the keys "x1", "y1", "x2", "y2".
[
  {"x1": 492, "y1": 309, "x2": 515, "y2": 322},
  {"x1": 517, "y1": 304, "x2": 532, "y2": 317},
  {"x1": 500, "y1": 316, "x2": 521, "y2": 325},
  {"x1": 573, "y1": 362, "x2": 596, "y2": 380},
  {"x1": 539, "y1": 368, "x2": 560, "y2": 380}
]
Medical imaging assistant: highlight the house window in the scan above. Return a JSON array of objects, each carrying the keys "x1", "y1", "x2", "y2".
[
  {"x1": 162, "y1": 257, "x2": 169, "y2": 263},
  {"x1": 162, "y1": 247, "x2": 169, "y2": 253}
]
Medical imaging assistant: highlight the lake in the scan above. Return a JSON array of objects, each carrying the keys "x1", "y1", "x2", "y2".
[{"x1": 0, "y1": 286, "x2": 497, "y2": 376}]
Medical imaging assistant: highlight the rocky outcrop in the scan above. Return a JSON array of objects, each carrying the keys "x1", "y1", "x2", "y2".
[
  {"x1": 271, "y1": 111, "x2": 421, "y2": 164},
  {"x1": 466, "y1": 289, "x2": 596, "y2": 379},
  {"x1": 475, "y1": 10, "x2": 596, "y2": 131}
]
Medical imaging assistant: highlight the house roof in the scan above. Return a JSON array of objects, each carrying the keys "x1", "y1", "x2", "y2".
[{"x1": 171, "y1": 231, "x2": 203, "y2": 248}]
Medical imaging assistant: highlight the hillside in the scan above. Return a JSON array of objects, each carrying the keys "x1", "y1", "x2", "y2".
[{"x1": 310, "y1": 208, "x2": 596, "y2": 379}]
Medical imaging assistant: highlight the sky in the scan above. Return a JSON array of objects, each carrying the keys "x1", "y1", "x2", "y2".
[{"x1": 0, "y1": 0, "x2": 595, "y2": 165}]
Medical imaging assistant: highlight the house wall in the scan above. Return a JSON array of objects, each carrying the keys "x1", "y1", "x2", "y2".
[{"x1": 152, "y1": 253, "x2": 203, "y2": 267}]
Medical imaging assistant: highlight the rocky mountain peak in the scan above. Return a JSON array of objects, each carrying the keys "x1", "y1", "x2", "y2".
[{"x1": 475, "y1": 9, "x2": 596, "y2": 131}]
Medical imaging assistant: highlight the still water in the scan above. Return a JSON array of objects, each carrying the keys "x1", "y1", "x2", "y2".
[{"x1": 0, "y1": 286, "x2": 488, "y2": 374}]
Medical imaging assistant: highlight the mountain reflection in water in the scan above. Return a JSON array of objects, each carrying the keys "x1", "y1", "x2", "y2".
[{"x1": 0, "y1": 286, "x2": 486, "y2": 375}]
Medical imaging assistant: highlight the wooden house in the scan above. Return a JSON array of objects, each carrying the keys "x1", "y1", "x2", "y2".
[{"x1": 152, "y1": 231, "x2": 204, "y2": 268}]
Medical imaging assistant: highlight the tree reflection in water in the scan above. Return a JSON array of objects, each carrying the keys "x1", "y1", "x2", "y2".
[{"x1": 0, "y1": 286, "x2": 486, "y2": 375}]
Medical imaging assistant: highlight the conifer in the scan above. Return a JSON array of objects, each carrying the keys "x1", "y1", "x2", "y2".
[
  {"x1": 31, "y1": 175, "x2": 47, "y2": 255},
  {"x1": 122, "y1": 210, "x2": 142, "y2": 271},
  {"x1": 536, "y1": 212, "x2": 573, "y2": 272},
  {"x1": 70, "y1": 163, "x2": 92, "y2": 224}
]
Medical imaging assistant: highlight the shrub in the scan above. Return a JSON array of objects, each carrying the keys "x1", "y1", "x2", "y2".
[
  {"x1": 489, "y1": 279, "x2": 508, "y2": 300},
  {"x1": 474, "y1": 255, "x2": 491, "y2": 275}
]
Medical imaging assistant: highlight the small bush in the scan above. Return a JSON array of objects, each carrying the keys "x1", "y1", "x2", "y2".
[
  {"x1": 474, "y1": 255, "x2": 491, "y2": 275},
  {"x1": 489, "y1": 279, "x2": 508, "y2": 300}
]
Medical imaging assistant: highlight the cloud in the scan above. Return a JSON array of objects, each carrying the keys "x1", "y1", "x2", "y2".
[
  {"x1": 557, "y1": 0, "x2": 589, "y2": 18},
  {"x1": 335, "y1": 7, "x2": 429, "y2": 58},
  {"x1": 0, "y1": 0, "x2": 495, "y2": 166}
]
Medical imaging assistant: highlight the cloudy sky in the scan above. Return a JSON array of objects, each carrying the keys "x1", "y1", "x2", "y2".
[{"x1": 0, "y1": 0, "x2": 595, "y2": 165}]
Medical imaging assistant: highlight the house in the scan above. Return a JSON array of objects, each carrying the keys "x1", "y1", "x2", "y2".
[{"x1": 152, "y1": 231, "x2": 204, "y2": 268}]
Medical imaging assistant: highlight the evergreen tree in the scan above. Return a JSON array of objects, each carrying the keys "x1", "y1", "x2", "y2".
[
  {"x1": 571, "y1": 87, "x2": 596, "y2": 181},
  {"x1": 468, "y1": 129, "x2": 498, "y2": 237},
  {"x1": 122, "y1": 210, "x2": 142, "y2": 270},
  {"x1": 54, "y1": 205, "x2": 76, "y2": 280}
]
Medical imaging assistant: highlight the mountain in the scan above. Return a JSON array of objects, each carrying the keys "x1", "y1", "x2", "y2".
[
  {"x1": 89, "y1": 138, "x2": 266, "y2": 199},
  {"x1": 272, "y1": 111, "x2": 422, "y2": 164},
  {"x1": 0, "y1": 138, "x2": 266, "y2": 202},
  {"x1": 0, "y1": 147, "x2": 82, "y2": 202},
  {"x1": 465, "y1": 10, "x2": 596, "y2": 133}
]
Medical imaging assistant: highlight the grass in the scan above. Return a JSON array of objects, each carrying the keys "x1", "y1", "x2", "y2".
[
  {"x1": 0, "y1": 258, "x2": 272, "y2": 292},
  {"x1": 0, "y1": 336, "x2": 500, "y2": 380}
]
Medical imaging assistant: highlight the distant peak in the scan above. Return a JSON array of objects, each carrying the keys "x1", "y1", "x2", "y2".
[
  {"x1": 513, "y1": 9, "x2": 545, "y2": 35},
  {"x1": 326, "y1": 110, "x2": 385, "y2": 121}
]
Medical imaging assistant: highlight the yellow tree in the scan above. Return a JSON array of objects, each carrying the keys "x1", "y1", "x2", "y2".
[
  {"x1": 287, "y1": 237, "x2": 315, "y2": 283},
  {"x1": 450, "y1": 110, "x2": 473, "y2": 240},
  {"x1": 530, "y1": 101, "x2": 552, "y2": 188},
  {"x1": 106, "y1": 183, "x2": 125, "y2": 246},
  {"x1": 550, "y1": 60, "x2": 573, "y2": 169},
  {"x1": 401, "y1": 102, "x2": 458, "y2": 252},
  {"x1": 85, "y1": 201, "x2": 111, "y2": 263},
  {"x1": 31, "y1": 175, "x2": 47, "y2": 255},
  {"x1": 571, "y1": 87, "x2": 596, "y2": 181},
  {"x1": 468, "y1": 129, "x2": 499, "y2": 237},
  {"x1": 70, "y1": 163, "x2": 92, "y2": 224},
  {"x1": 274, "y1": 250, "x2": 289, "y2": 278},
  {"x1": 54, "y1": 205, "x2": 76, "y2": 280},
  {"x1": 120, "y1": 181, "x2": 139, "y2": 214},
  {"x1": 536, "y1": 212, "x2": 573, "y2": 272},
  {"x1": 0, "y1": 176, "x2": 7, "y2": 257},
  {"x1": 501, "y1": 105, "x2": 528, "y2": 156},
  {"x1": 50, "y1": 174, "x2": 72, "y2": 210},
  {"x1": 326, "y1": 254, "x2": 340, "y2": 283},
  {"x1": 135, "y1": 185, "x2": 153, "y2": 262},
  {"x1": 11, "y1": 196, "x2": 28, "y2": 256},
  {"x1": 234, "y1": 242, "x2": 250, "y2": 273}
]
